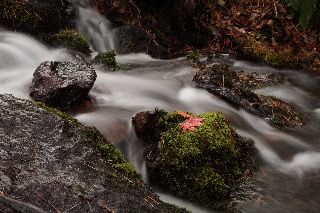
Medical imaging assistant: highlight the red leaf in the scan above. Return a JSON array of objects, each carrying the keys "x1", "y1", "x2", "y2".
[{"x1": 179, "y1": 117, "x2": 204, "y2": 132}]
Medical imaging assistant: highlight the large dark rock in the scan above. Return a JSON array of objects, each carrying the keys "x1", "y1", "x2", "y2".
[
  {"x1": 0, "y1": 0, "x2": 75, "y2": 43},
  {"x1": 30, "y1": 61, "x2": 96, "y2": 108},
  {"x1": 193, "y1": 63, "x2": 303, "y2": 129},
  {"x1": 116, "y1": 25, "x2": 168, "y2": 59},
  {"x1": 0, "y1": 94, "x2": 187, "y2": 213}
]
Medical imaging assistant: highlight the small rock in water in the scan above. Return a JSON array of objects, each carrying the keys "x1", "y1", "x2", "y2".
[{"x1": 30, "y1": 61, "x2": 96, "y2": 108}]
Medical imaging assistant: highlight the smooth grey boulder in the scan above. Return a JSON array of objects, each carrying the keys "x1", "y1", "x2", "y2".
[
  {"x1": 30, "y1": 61, "x2": 96, "y2": 108},
  {"x1": 0, "y1": 94, "x2": 186, "y2": 213}
]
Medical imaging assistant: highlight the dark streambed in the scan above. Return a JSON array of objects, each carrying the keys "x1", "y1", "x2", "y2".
[{"x1": 1, "y1": 30, "x2": 320, "y2": 213}]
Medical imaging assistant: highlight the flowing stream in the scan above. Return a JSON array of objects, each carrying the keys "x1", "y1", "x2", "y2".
[{"x1": 1, "y1": 5, "x2": 320, "y2": 213}]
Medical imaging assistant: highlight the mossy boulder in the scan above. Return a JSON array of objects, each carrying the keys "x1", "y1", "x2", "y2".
[
  {"x1": 236, "y1": 35, "x2": 302, "y2": 69},
  {"x1": 133, "y1": 110, "x2": 257, "y2": 209},
  {"x1": 0, "y1": 0, "x2": 74, "y2": 42},
  {"x1": 91, "y1": 50, "x2": 129, "y2": 71},
  {"x1": 53, "y1": 30, "x2": 91, "y2": 55}
]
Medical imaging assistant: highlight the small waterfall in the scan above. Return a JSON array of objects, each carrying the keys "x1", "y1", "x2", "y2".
[
  {"x1": 126, "y1": 122, "x2": 149, "y2": 182},
  {"x1": 76, "y1": 4, "x2": 116, "y2": 52}
]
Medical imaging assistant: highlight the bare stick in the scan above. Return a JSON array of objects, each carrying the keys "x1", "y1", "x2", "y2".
[
  {"x1": 0, "y1": 193, "x2": 46, "y2": 213},
  {"x1": 35, "y1": 192, "x2": 62, "y2": 213}
]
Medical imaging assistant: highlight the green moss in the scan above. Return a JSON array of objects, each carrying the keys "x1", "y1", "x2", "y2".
[
  {"x1": 98, "y1": 143, "x2": 140, "y2": 177},
  {"x1": 92, "y1": 50, "x2": 129, "y2": 71},
  {"x1": 80, "y1": 126, "x2": 105, "y2": 144},
  {"x1": 113, "y1": 162, "x2": 137, "y2": 176},
  {"x1": 148, "y1": 111, "x2": 250, "y2": 208},
  {"x1": 187, "y1": 51, "x2": 201, "y2": 64},
  {"x1": 33, "y1": 101, "x2": 80, "y2": 126},
  {"x1": 243, "y1": 36, "x2": 301, "y2": 69},
  {"x1": 32, "y1": 100, "x2": 141, "y2": 180},
  {"x1": 98, "y1": 143, "x2": 126, "y2": 164},
  {"x1": 53, "y1": 30, "x2": 91, "y2": 55}
]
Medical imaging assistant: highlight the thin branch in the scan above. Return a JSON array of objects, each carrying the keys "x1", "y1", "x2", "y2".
[
  {"x1": 35, "y1": 192, "x2": 62, "y2": 213},
  {"x1": 0, "y1": 193, "x2": 46, "y2": 213}
]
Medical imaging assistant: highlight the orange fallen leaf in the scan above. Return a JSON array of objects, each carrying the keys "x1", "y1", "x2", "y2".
[{"x1": 176, "y1": 111, "x2": 193, "y2": 118}]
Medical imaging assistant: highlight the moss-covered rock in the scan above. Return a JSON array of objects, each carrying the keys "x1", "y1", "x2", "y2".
[
  {"x1": 98, "y1": 143, "x2": 139, "y2": 177},
  {"x1": 186, "y1": 51, "x2": 201, "y2": 65},
  {"x1": 237, "y1": 35, "x2": 302, "y2": 69},
  {"x1": 134, "y1": 110, "x2": 257, "y2": 209},
  {"x1": 53, "y1": 30, "x2": 91, "y2": 55},
  {"x1": 33, "y1": 101, "x2": 81, "y2": 126},
  {"x1": 91, "y1": 50, "x2": 129, "y2": 71},
  {"x1": 0, "y1": 95, "x2": 190, "y2": 212}
]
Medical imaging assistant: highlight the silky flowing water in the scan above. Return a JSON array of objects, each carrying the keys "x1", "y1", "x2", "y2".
[{"x1": 1, "y1": 7, "x2": 320, "y2": 212}]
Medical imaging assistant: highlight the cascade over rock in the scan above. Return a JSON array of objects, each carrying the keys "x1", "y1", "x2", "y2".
[{"x1": 30, "y1": 61, "x2": 96, "y2": 108}]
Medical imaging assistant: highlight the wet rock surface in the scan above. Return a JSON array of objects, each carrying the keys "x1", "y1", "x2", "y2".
[
  {"x1": 0, "y1": 94, "x2": 186, "y2": 213},
  {"x1": 116, "y1": 25, "x2": 168, "y2": 59},
  {"x1": 132, "y1": 111, "x2": 161, "y2": 142},
  {"x1": 193, "y1": 63, "x2": 303, "y2": 129},
  {"x1": 30, "y1": 61, "x2": 96, "y2": 108}
]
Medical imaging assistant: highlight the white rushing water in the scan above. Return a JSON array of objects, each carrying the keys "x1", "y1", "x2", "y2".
[
  {"x1": 1, "y1": 6, "x2": 320, "y2": 212},
  {"x1": 76, "y1": 4, "x2": 116, "y2": 52},
  {"x1": 0, "y1": 31, "x2": 61, "y2": 99}
]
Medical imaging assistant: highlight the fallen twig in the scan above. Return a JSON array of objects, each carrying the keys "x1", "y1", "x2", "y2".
[
  {"x1": 35, "y1": 192, "x2": 62, "y2": 213},
  {"x1": 0, "y1": 193, "x2": 46, "y2": 213},
  {"x1": 63, "y1": 203, "x2": 82, "y2": 213}
]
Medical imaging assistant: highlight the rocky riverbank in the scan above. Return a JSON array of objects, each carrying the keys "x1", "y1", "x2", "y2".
[
  {"x1": 0, "y1": 94, "x2": 188, "y2": 212},
  {"x1": 1, "y1": 0, "x2": 319, "y2": 71}
]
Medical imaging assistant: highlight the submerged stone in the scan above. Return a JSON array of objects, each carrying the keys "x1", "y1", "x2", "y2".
[
  {"x1": 30, "y1": 61, "x2": 96, "y2": 108},
  {"x1": 193, "y1": 64, "x2": 240, "y2": 89},
  {"x1": 0, "y1": 94, "x2": 188, "y2": 213}
]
